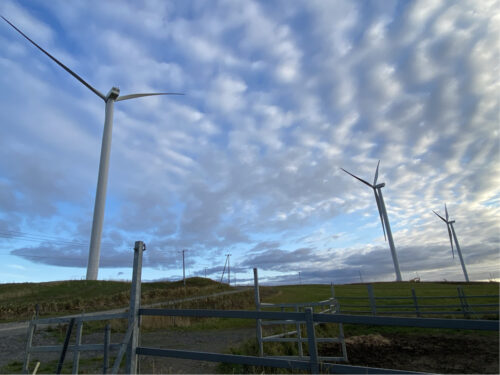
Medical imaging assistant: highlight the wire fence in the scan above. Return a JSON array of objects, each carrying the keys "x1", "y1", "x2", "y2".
[{"x1": 335, "y1": 284, "x2": 499, "y2": 319}]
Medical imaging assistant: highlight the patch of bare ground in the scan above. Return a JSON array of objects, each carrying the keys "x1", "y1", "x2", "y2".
[
  {"x1": 323, "y1": 332, "x2": 499, "y2": 374},
  {"x1": 0, "y1": 327, "x2": 256, "y2": 374}
]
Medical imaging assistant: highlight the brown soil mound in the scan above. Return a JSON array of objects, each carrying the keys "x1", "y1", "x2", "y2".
[{"x1": 324, "y1": 332, "x2": 499, "y2": 374}]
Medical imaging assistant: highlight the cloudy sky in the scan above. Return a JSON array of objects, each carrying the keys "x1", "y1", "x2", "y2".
[{"x1": 0, "y1": 0, "x2": 498, "y2": 285}]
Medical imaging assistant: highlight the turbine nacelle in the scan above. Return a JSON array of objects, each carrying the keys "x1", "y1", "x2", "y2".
[
  {"x1": 374, "y1": 183, "x2": 385, "y2": 189},
  {"x1": 106, "y1": 87, "x2": 120, "y2": 100}
]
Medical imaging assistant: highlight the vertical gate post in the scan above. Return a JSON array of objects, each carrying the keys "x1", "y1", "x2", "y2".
[
  {"x1": 253, "y1": 268, "x2": 264, "y2": 357},
  {"x1": 304, "y1": 307, "x2": 319, "y2": 374},
  {"x1": 22, "y1": 321, "x2": 35, "y2": 374},
  {"x1": 126, "y1": 241, "x2": 145, "y2": 374},
  {"x1": 56, "y1": 318, "x2": 76, "y2": 374},
  {"x1": 72, "y1": 319, "x2": 83, "y2": 374},
  {"x1": 103, "y1": 324, "x2": 111, "y2": 374},
  {"x1": 411, "y1": 288, "x2": 420, "y2": 317},
  {"x1": 458, "y1": 286, "x2": 470, "y2": 319},
  {"x1": 367, "y1": 284, "x2": 377, "y2": 315},
  {"x1": 295, "y1": 305, "x2": 304, "y2": 357}
]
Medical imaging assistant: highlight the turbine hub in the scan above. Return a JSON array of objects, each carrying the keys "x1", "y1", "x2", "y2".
[{"x1": 106, "y1": 87, "x2": 120, "y2": 100}]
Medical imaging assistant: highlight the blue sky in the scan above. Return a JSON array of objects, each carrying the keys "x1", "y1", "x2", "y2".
[{"x1": 0, "y1": 0, "x2": 498, "y2": 285}]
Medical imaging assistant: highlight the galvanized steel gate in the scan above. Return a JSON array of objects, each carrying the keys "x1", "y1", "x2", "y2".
[{"x1": 23, "y1": 241, "x2": 499, "y2": 374}]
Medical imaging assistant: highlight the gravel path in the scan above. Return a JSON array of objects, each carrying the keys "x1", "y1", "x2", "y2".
[{"x1": 0, "y1": 324, "x2": 256, "y2": 374}]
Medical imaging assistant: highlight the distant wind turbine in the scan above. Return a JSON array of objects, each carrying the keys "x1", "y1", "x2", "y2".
[
  {"x1": 341, "y1": 161, "x2": 402, "y2": 282},
  {"x1": 1, "y1": 16, "x2": 183, "y2": 280},
  {"x1": 433, "y1": 204, "x2": 470, "y2": 282}
]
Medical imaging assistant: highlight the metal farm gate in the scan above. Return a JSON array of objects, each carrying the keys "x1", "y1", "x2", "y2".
[{"x1": 22, "y1": 241, "x2": 499, "y2": 374}]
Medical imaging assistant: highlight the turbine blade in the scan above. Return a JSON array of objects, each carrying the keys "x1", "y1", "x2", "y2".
[
  {"x1": 116, "y1": 92, "x2": 184, "y2": 102},
  {"x1": 1, "y1": 15, "x2": 106, "y2": 100},
  {"x1": 374, "y1": 190, "x2": 387, "y2": 241},
  {"x1": 445, "y1": 203, "x2": 449, "y2": 221},
  {"x1": 447, "y1": 224, "x2": 455, "y2": 259},
  {"x1": 374, "y1": 160, "x2": 380, "y2": 186},
  {"x1": 433, "y1": 210, "x2": 448, "y2": 223},
  {"x1": 340, "y1": 168, "x2": 374, "y2": 188}
]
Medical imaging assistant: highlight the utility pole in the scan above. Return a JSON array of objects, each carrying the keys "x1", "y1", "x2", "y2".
[
  {"x1": 226, "y1": 254, "x2": 231, "y2": 286},
  {"x1": 358, "y1": 270, "x2": 364, "y2": 283}
]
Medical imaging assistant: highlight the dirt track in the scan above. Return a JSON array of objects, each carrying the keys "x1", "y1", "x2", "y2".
[{"x1": 0, "y1": 325, "x2": 256, "y2": 374}]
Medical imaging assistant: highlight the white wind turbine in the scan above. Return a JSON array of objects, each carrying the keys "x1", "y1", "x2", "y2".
[
  {"x1": 1, "y1": 16, "x2": 183, "y2": 280},
  {"x1": 433, "y1": 204, "x2": 470, "y2": 282},
  {"x1": 341, "y1": 161, "x2": 402, "y2": 281}
]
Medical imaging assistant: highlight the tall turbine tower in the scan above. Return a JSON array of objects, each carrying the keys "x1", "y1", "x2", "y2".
[
  {"x1": 1, "y1": 16, "x2": 183, "y2": 280},
  {"x1": 341, "y1": 161, "x2": 402, "y2": 281},
  {"x1": 433, "y1": 204, "x2": 470, "y2": 282}
]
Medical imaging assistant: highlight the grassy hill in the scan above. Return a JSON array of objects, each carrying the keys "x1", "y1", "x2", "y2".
[{"x1": 0, "y1": 277, "x2": 233, "y2": 322}]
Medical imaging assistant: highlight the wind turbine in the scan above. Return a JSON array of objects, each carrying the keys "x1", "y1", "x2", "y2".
[
  {"x1": 1, "y1": 16, "x2": 183, "y2": 280},
  {"x1": 341, "y1": 161, "x2": 402, "y2": 281},
  {"x1": 433, "y1": 204, "x2": 470, "y2": 282}
]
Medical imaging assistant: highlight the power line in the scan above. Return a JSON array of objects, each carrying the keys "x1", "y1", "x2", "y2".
[{"x1": 0, "y1": 230, "x2": 114, "y2": 249}]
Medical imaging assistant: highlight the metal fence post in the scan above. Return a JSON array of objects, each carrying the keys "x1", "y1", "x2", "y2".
[
  {"x1": 411, "y1": 288, "x2": 420, "y2": 318},
  {"x1": 126, "y1": 241, "x2": 145, "y2": 375},
  {"x1": 253, "y1": 268, "x2": 264, "y2": 357},
  {"x1": 367, "y1": 284, "x2": 377, "y2": 315},
  {"x1": 295, "y1": 305, "x2": 304, "y2": 357},
  {"x1": 458, "y1": 286, "x2": 470, "y2": 319},
  {"x1": 72, "y1": 319, "x2": 83, "y2": 374},
  {"x1": 56, "y1": 318, "x2": 75, "y2": 374},
  {"x1": 22, "y1": 320, "x2": 35, "y2": 374},
  {"x1": 103, "y1": 323, "x2": 111, "y2": 374},
  {"x1": 305, "y1": 307, "x2": 319, "y2": 374}
]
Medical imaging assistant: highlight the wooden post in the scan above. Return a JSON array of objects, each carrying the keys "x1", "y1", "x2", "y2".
[
  {"x1": 253, "y1": 268, "x2": 264, "y2": 357},
  {"x1": 56, "y1": 318, "x2": 75, "y2": 374},
  {"x1": 72, "y1": 319, "x2": 83, "y2": 374},
  {"x1": 305, "y1": 307, "x2": 319, "y2": 374},
  {"x1": 126, "y1": 241, "x2": 145, "y2": 374},
  {"x1": 103, "y1": 324, "x2": 111, "y2": 374},
  {"x1": 367, "y1": 284, "x2": 377, "y2": 315},
  {"x1": 411, "y1": 288, "x2": 420, "y2": 318}
]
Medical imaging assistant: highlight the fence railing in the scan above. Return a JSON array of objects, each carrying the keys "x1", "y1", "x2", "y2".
[
  {"x1": 23, "y1": 312, "x2": 128, "y2": 374},
  {"x1": 137, "y1": 307, "x2": 498, "y2": 374},
  {"x1": 334, "y1": 284, "x2": 499, "y2": 318},
  {"x1": 253, "y1": 269, "x2": 348, "y2": 363},
  {"x1": 21, "y1": 241, "x2": 500, "y2": 374}
]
